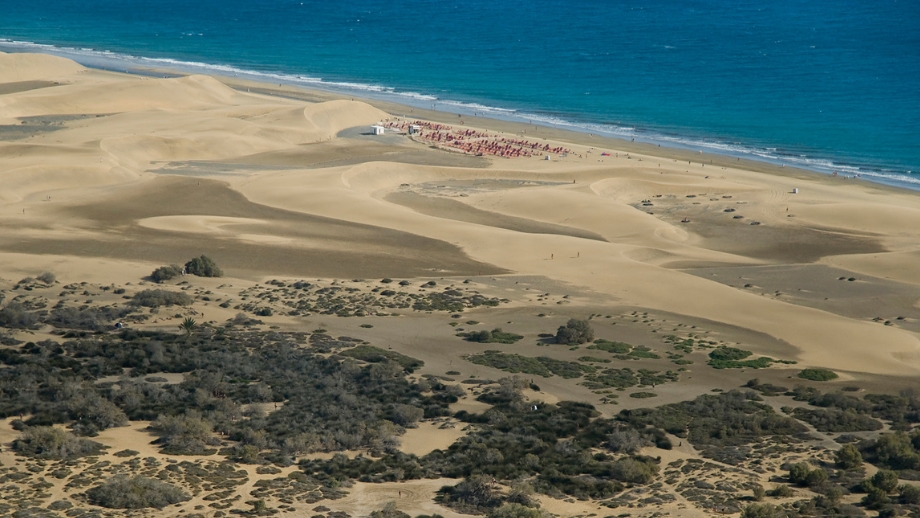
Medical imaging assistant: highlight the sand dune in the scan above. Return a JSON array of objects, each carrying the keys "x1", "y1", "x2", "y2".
[
  {"x1": 1, "y1": 51, "x2": 920, "y2": 402},
  {"x1": 0, "y1": 51, "x2": 85, "y2": 83}
]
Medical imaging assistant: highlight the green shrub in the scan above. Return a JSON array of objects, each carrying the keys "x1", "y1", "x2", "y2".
[
  {"x1": 466, "y1": 351, "x2": 591, "y2": 379},
  {"x1": 788, "y1": 463, "x2": 811, "y2": 485},
  {"x1": 870, "y1": 470, "x2": 900, "y2": 493},
  {"x1": 13, "y1": 427, "x2": 103, "y2": 459},
  {"x1": 67, "y1": 394, "x2": 129, "y2": 436},
  {"x1": 767, "y1": 485, "x2": 794, "y2": 498},
  {"x1": 628, "y1": 345, "x2": 661, "y2": 359},
  {"x1": 390, "y1": 404, "x2": 424, "y2": 427},
  {"x1": 488, "y1": 329, "x2": 524, "y2": 344},
  {"x1": 148, "y1": 412, "x2": 218, "y2": 455},
  {"x1": 184, "y1": 255, "x2": 223, "y2": 277},
  {"x1": 86, "y1": 475, "x2": 190, "y2": 508},
  {"x1": 339, "y1": 345, "x2": 424, "y2": 372},
  {"x1": 804, "y1": 468, "x2": 828, "y2": 488},
  {"x1": 150, "y1": 264, "x2": 182, "y2": 282},
  {"x1": 130, "y1": 289, "x2": 193, "y2": 308},
  {"x1": 0, "y1": 302, "x2": 40, "y2": 329},
  {"x1": 708, "y1": 347, "x2": 774, "y2": 369},
  {"x1": 835, "y1": 443, "x2": 863, "y2": 469},
  {"x1": 741, "y1": 503, "x2": 786, "y2": 518},
  {"x1": 370, "y1": 501, "x2": 411, "y2": 518},
  {"x1": 487, "y1": 503, "x2": 551, "y2": 518},
  {"x1": 442, "y1": 475, "x2": 502, "y2": 512},
  {"x1": 792, "y1": 407, "x2": 883, "y2": 432},
  {"x1": 609, "y1": 457, "x2": 658, "y2": 484},
  {"x1": 536, "y1": 357, "x2": 594, "y2": 378},
  {"x1": 555, "y1": 318, "x2": 594, "y2": 344},
  {"x1": 863, "y1": 486, "x2": 891, "y2": 509},
  {"x1": 46, "y1": 305, "x2": 130, "y2": 331},
  {"x1": 462, "y1": 328, "x2": 523, "y2": 344},
  {"x1": 467, "y1": 351, "x2": 551, "y2": 377},
  {"x1": 798, "y1": 368, "x2": 838, "y2": 381},
  {"x1": 588, "y1": 339, "x2": 631, "y2": 354},
  {"x1": 36, "y1": 272, "x2": 56, "y2": 284},
  {"x1": 630, "y1": 392, "x2": 657, "y2": 399},
  {"x1": 900, "y1": 484, "x2": 920, "y2": 505},
  {"x1": 709, "y1": 346, "x2": 752, "y2": 362},
  {"x1": 583, "y1": 367, "x2": 677, "y2": 390}
]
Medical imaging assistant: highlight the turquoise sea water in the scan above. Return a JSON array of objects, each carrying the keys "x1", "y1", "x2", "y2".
[{"x1": 1, "y1": 0, "x2": 918, "y2": 186}]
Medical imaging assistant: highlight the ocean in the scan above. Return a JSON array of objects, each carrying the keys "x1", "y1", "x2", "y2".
[{"x1": 2, "y1": 0, "x2": 918, "y2": 187}]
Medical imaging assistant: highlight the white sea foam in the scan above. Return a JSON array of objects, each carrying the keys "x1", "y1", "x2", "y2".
[{"x1": 1, "y1": 38, "x2": 914, "y2": 190}]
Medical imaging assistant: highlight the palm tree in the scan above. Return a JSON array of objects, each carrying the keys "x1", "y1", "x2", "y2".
[{"x1": 179, "y1": 317, "x2": 197, "y2": 337}]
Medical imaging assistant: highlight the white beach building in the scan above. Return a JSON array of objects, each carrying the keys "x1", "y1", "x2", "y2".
[{"x1": 371, "y1": 125, "x2": 385, "y2": 135}]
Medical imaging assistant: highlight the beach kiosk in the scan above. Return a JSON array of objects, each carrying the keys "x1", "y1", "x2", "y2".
[
  {"x1": 371, "y1": 125, "x2": 385, "y2": 135},
  {"x1": 409, "y1": 124, "x2": 421, "y2": 135}
]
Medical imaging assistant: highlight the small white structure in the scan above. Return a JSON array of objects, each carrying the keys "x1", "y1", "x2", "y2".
[
  {"x1": 409, "y1": 124, "x2": 421, "y2": 135},
  {"x1": 792, "y1": 188, "x2": 799, "y2": 194},
  {"x1": 371, "y1": 125, "x2": 385, "y2": 135},
  {"x1": 544, "y1": 154, "x2": 552, "y2": 161}
]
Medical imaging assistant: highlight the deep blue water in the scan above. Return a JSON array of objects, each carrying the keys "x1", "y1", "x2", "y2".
[{"x1": 2, "y1": 0, "x2": 919, "y2": 185}]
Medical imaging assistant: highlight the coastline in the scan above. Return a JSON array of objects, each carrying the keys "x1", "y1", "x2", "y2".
[
  {"x1": 1, "y1": 39, "x2": 916, "y2": 193},
  {"x1": 215, "y1": 74, "x2": 916, "y2": 198}
]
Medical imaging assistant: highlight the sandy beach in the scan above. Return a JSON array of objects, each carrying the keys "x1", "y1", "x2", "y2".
[{"x1": 3, "y1": 51, "x2": 920, "y2": 517}]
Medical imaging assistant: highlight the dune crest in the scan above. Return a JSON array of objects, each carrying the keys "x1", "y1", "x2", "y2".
[{"x1": 0, "y1": 51, "x2": 85, "y2": 83}]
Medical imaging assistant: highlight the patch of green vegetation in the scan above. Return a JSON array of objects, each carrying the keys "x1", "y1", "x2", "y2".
[
  {"x1": 582, "y1": 368, "x2": 678, "y2": 389},
  {"x1": 148, "y1": 412, "x2": 219, "y2": 455},
  {"x1": 12, "y1": 426, "x2": 104, "y2": 459},
  {"x1": 663, "y1": 335, "x2": 697, "y2": 353},
  {"x1": 630, "y1": 392, "x2": 657, "y2": 399},
  {"x1": 412, "y1": 290, "x2": 501, "y2": 312},
  {"x1": 588, "y1": 339, "x2": 631, "y2": 354},
  {"x1": 792, "y1": 407, "x2": 883, "y2": 432},
  {"x1": 707, "y1": 346, "x2": 775, "y2": 369},
  {"x1": 709, "y1": 346, "x2": 751, "y2": 361},
  {"x1": 86, "y1": 475, "x2": 190, "y2": 509},
  {"x1": 619, "y1": 390, "x2": 807, "y2": 464},
  {"x1": 184, "y1": 255, "x2": 223, "y2": 277},
  {"x1": 578, "y1": 356, "x2": 611, "y2": 364},
  {"x1": 304, "y1": 381, "x2": 663, "y2": 501},
  {"x1": 744, "y1": 379, "x2": 788, "y2": 396},
  {"x1": 465, "y1": 351, "x2": 592, "y2": 379},
  {"x1": 113, "y1": 449, "x2": 139, "y2": 457},
  {"x1": 798, "y1": 368, "x2": 838, "y2": 381},
  {"x1": 459, "y1": 328, "x2": 524, "y2": 344},
  {"x1": 537, "y1": 357, "x2": 596, "y2": 379},
  {"x1": 150, "y1": 264, "x2": 183, "y2": 283},
  {"x1": 0, "y1": 302, "x2": 41, "y2": 329},
  {"x1": 555, "y1": 318, "x2": 594, "y2": 344},
  {"x1": 628, "y1": 345, "x2": 661, "y2": 360},
  {"x1": 130, "y1": 289, "x2": 194, "y2": 308},
  {"x1": 339, "y1": 345, "x2": 424, "y2": 372},
  {"x1": 586, "y1": 339, "x2": 660, "y2": 360}
]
